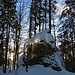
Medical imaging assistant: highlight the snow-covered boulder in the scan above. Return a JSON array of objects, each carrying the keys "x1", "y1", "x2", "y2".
[{"x1": 19, "y1": 29, "x2": 64, "y2": 71}]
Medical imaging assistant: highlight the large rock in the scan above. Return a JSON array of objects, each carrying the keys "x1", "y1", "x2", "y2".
[{"x1": 19, "y1": 29, "x2": 65, "y2": 71}]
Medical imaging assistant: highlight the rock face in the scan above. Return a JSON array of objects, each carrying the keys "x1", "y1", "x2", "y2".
[{"x1": 19, "y1": 29, "x2": 64, "y2": 71}]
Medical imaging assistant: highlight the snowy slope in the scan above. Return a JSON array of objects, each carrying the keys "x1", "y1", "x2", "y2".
[{"x1": 0, "y1": 29, "x2": 75, "y2": 75}]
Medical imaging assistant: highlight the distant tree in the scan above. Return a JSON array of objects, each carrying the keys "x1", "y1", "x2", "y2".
[
  {"x1": 13, "y1": 0, "x2": 30, "y2": 70},
  {"x1": 0, "y1": 0, "x2": 4, "y2": 66},
  {"x1": 0, "y1": 0, "x2": 19, "y2": 73},
  {"x1": 29, "y1": 0, "x2": 57, "y2": 38}
]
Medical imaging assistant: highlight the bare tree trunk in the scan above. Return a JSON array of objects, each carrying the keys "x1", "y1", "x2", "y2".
[{"x1": 4, "y1": 25, "x2": 9, "y2": 73}]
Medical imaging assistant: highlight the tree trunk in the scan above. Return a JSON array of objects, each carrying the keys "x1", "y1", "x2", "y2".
[{"x1": 49, "y1": 0, "x2": 51, "y2": 33}]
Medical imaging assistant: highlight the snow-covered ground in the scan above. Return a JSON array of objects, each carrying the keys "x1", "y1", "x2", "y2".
[
  {"x1": 0, "y1": 65, "x2": 75, "y2": 75},
  {"x1": 0, "y1": 29, "x2": 75, "y2": 75}
]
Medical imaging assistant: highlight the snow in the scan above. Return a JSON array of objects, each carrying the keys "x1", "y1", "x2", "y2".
[
  {"x1": 30, "y1": 29, "x2": 56, "y2": 48},
  {"x1": 18, "y1": 53, "x2": 24, "y2": 66},
  {"x1": 1, "y1": 65, "x2": 75, "y2": 75},
  {"x1": 55, "y1": 51, "x2": 65, "y2": 68},
  {"x1": 0, "y1": 29, "x2": 75, "y2": 75}
]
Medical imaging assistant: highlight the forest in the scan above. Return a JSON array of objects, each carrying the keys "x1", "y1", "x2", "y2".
[{"x1": 0, "y1": 0, "x2": 75, "y2": 74}]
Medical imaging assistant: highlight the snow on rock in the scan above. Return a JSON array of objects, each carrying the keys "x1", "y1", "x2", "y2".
[
  {"x1": 55, "y1": 51, "x2": 65, "y2": 68},
  {"x1": 30, "y1": 29, "x2": 56, "y2": 48}
]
